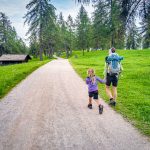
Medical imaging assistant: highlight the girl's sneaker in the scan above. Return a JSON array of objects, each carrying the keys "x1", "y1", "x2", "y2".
[
  {"x1": 88, "y1": 104, "x2": 92, "y2": 109},
  {"x1": 99, "y1": 104, "x2": 103, "y2": 114}
]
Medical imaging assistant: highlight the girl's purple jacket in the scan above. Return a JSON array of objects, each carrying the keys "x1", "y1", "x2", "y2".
[{"x1": 86, "y1": 76, "x2": 105, "y2": 92}]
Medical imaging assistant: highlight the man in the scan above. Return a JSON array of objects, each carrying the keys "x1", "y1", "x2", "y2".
[{"x1": 104, "y1": 47, "x2": 123, "y2": 106}]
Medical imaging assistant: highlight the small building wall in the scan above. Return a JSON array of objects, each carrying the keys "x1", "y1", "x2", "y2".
[{"x1": 0, "y1": 61, "x2": 24, "y2": 65}]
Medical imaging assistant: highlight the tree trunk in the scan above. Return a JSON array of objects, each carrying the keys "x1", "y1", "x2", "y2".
[
  {"x1": 48, "y1": 44, "x2": 52, "y2": 59},
  {"x1": 39, "y1": 48, "x2": 43, "y2": 60},
  {"x1": 39, "y1": 24, "x2": 43, "y2": 61},
  {"x1": 110, "y1": 0, "x2": 114, "y2": 47},
  {"x1": 64, "y1": 42, "x2": 68, "y2": 58},
  {"x1": 83, "y1": 49, "x2": 84, "y2": 56},
  {"x1": 0, "y1": 45, "x2": 4, "y2": 56},
  {"x1": 66, "y1": 46, "x2": 69, "y2": 59},
  {"x1": 39, "y1": 44, "x2": 43, "y2": 61},
  {"x1": 111, "y1": 33, "x2": 114, "y2": 47},
  {"x1": 70, "y1": 31, "x2": 72, "y2": 55},
  {"x1": 50, "y1": 45, "x2": 53, "y2": 58}
]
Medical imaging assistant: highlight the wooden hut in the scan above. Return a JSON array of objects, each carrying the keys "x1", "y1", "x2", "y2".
[{"x1": 0, "y1": 54, "x2": 31, "y2": 65}]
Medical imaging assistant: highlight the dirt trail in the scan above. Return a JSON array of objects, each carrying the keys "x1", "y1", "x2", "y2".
[{"x1": 0, "y1": 58, "x2": 149, "y2": 150}]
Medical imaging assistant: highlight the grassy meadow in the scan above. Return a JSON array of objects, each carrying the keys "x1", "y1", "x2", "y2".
[
  {"x1": 0, "y1": 58, "x2": 51, "y2": 99},
  {"x1": 69, "y1": 49, "x2": 150, "y2": 136}
]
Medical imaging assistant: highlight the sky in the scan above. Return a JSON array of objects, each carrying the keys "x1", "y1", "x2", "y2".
[{"x1": 0, "y1": 0, "x2": 94, "y2": 45}]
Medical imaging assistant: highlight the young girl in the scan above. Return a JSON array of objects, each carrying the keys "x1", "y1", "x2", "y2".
[{"x1": 86, "y1": 68, "x2": 105, "y2": 114}]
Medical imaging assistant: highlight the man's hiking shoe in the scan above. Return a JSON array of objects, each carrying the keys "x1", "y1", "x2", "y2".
[
  {"x1": 109, "y1": 99, "x2": 116, "y2": 106},
  {"x1": 99, "y1": 105, "x2": 103, "y2": 114},
  {"x1": 88, "y1": 104, "x2": 92, "y2": 109},
  {"x1": 112, "y1": 101, "x2": 116, "y2": 106}
]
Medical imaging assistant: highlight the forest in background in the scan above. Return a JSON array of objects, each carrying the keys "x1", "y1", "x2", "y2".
[
  {"x1": 0, "y1": 0, "x2": 149, "y2": 60},
  {"x1": 0, "y1": 12, "x2": 28, "y2": 56}
]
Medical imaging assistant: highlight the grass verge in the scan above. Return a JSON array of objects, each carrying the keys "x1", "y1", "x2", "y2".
[
  {"x1": 69, "y1": 50, "x2": 150, "y2": 136},
  {"x1": 0, "y1": 58, "x2": 52, "y2": 99}
]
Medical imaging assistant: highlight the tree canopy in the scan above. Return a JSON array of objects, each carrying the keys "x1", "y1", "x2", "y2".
[{"x1": 0, "y1": 12, "x2": 28, "y2": 56}]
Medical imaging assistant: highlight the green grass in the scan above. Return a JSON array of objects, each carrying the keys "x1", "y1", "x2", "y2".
[
  {"x1": 0, "y1": 57, "x2": 52, "y2": 99},
  {"x1": 69, "y1": 49, "x2": 150, "y2": 136}
]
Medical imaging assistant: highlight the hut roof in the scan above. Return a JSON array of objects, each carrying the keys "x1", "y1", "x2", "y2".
[{"x1": 0, "y1": 54, "x2": 31, "y2": 61}]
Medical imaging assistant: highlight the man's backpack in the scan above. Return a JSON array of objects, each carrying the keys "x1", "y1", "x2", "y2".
[{"x1": 106, "y1": 53, "x2": 123, "y2": 75}]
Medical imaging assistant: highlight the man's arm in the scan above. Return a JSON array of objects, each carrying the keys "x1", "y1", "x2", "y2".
[{"x1": 103, "y1": 62, "x2": 108, "y2": 77}]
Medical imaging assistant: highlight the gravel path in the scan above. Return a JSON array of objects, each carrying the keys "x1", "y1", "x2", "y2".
[{"x1": 0, "y1": 58, "x2": 149, "y2": 150}]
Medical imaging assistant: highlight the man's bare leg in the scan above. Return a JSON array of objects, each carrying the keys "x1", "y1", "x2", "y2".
[
  {"x1": 112, "y1": 86, "x2": 117, "y2": 101},
  {"x1": 106, "y1": 85, "x2": 113, "y2": 99}
]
